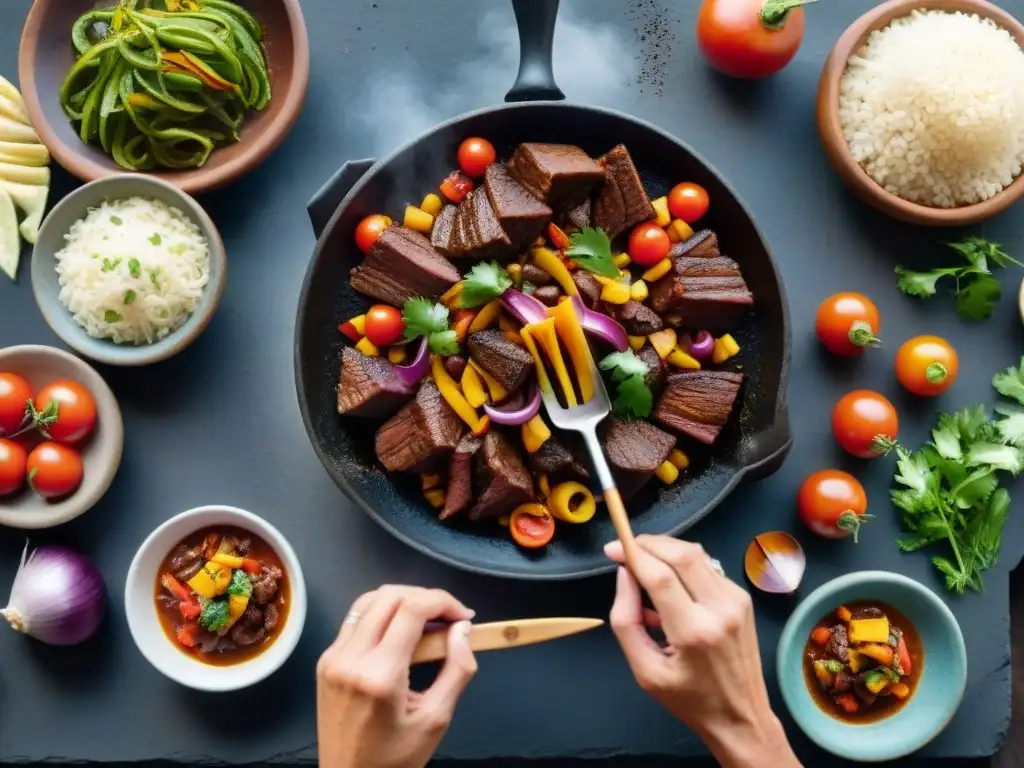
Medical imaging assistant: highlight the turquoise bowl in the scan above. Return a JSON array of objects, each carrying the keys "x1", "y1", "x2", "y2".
[{"x1": 777, "y1": 571, "x2": 967, "y2": 762}]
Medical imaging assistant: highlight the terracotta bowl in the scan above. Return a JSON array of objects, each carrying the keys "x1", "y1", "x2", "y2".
[
  {"x1": 18, "y1": 0, "x2": 309, "y2": 195},
  {"x1": 817, "y1": 0, "x2": 1024, "y2": 226}
]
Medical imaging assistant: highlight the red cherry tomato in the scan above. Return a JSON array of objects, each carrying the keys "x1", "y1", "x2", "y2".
[
  {"x1": 797, "y1": 469, "x2": 870, "y2": 543},
  {"x1": 457, "y1": 138, "x2": 497, "y2": 178},
  {"x1": 27, "y1": 442, "x2": 83, "y2": 499},
  {"x1": 696, "y1": 0, "x2": 808, "y2": 80},
  {"x1": 667, "y1": 182, "x2": 710, "y2": 223},
  {"x1": 0, "y1": 373, "x2": 31, "y2": 434},
  {"x1": 628, "y1": 222, "x2": 672, "y2": 267},
  {"x1": 509, "y1": 505, "x2": 555, "y2": 549},
  {"x1": 33, "y1": 380, "x2": 97, "y2": 446},
  {"x1": 815, "y1": 293, "x2": 881, "y2": 357},
  {"x1": 0, "y1": 439, "x2": 27, "y2": 496},
  {"x1": 439, "y1": 171, "x2": 474, "y2": 204},
  {"x1": 832, "y1": 390, "x2": 899, "y2": 459},
  {"x1": 897, "y1": 633, "x2": 912, "y2": 676},
  {"x1": 895, "y1": 335, "x2": 959, "y2": 396},
  {"x1": 354, "y1": 214, "x2": 392, "y2": 255},
  {"x1": 364, "y1": 305, "x2": 405, "y2": 347}
]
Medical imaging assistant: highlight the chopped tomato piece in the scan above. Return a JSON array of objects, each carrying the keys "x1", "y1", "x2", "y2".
[
  {"x1": 338, "y1": 321, "x2": 362, "y2": 342},
  {"x1": 810, "y1": 626, "x2": 831, "y2": 646},
  {"x1": 241, "y1": 558, "x2": 263, "y2": 575},
  {"x1": 897, "y1": 633, "x2": 912, "y2": 676},
  {"x1": 176, "y1": 623, "x2": 198, "y2": 648},
  {"x1": 161, "y1": 573, "x2": 192, "y2": 602},
  {"x1": 547, "y1": 222, "x2": 570, "y2": 250},
  {"x1": 835, "y1": 694, "x2": 859, "y2": 715},
  {"x1": 440, "y1": 171, "x2": 474, "y2": 203},
  {"x1": 179, "y1": 600, "x2": 201, "y2": 619}
]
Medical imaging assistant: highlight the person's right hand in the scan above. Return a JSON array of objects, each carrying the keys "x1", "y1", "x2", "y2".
[{"x1": 606, "y1": 536, "x2": 801, "y2": 768}]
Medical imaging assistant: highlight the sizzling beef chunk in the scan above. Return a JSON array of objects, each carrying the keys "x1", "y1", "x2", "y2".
[
  {"x1": 231, "y1": 604, "x2": 265, "y2": 646},
  {"x1": 529, "y1": 434, "x2": 591, "y2": 482},
  {"x1": 833, "y1": 669, "x2": 855, "y2": 694},
  {"x1": 337, "y1": 347, "x2": 412, "y2": 418},
  {"x1": 441, "y1": 435, "x2": 482, "y2": 520},
  {"x1": 853, "y1": 679, "x2": 877, "y2": 707},
  {"x1": 469, "y1": 432, "x2": 535, "y2": 520},
  {"x1": 654, "y1": 371, "x2": 743, "y2": 445},
  {"x1": 375, "y1": 381, "x2": 465, "y2": 472},
  {"x1": 350, "y1": 226, "x2": 461, "y2": 307},
  {"x1": 170, "y1": 545, "x2": 204, "y2": 582},
  {"x1": 443, "y1": 355, "x2": 467, "y2": 381},
  {"x1": 636, "y1": 344, "x2": 666, "y2": 394},
  {"x1": 235, "y1": 538, "x2": 251, "y2": 556},
  {"x1": 509, "y1": 143, "x2": 605, "y2": 207},
  {"x1": 263, "y1": 603, "x2": 280, "y2": 632},
  {"x1": 601, "y1": 418, "x2": 676, "y2": 499},
  {"x1": 670, "y1": 229, "x2": 719, "y2": 259},
  {"x1": 557, "y1": 197, "x2": 592, "y2": 231},
  {"x1": 571, "y1": 270, "x2": 603, "y2": 309},
  {"x1": 468, "y1": 330, "x2": 535, "y2": 392},
  {"x1": 448, "y1": 189, "x2": 515, "y2": 261},
  {"x1": 484, "y1": 163, "x2": 552, "y2": 247},
  {"x1": 612, "y1": 300, "x2": 664, "y2": 336},
  {"x1": 649, "y1": 254, "x2": 754, "y2": 331},
  {"x1": 431, "y1": 204, "x2": 458, "y2": 255},
  {"x1": 533, "y1": 285, "x2": 562, "y2": 307},
  {"x1": 251, "y1": 564, "x2": 283, "y2": 605},
  {"x1": 592, "y1": 144, "x2": 656, "y2": 240},
  {"x1": 826, "y1": 624, "x2": 850, "y2": 664},
  {"x1": 521, "y1": 263, "x2": 553, "y2": 285}
]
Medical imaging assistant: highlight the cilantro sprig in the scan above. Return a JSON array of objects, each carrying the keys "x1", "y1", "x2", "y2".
[
  {"x1": 566, "y1": 227, "x2": 619, "y2": 278},
  {"x1": 599, "y1": 350, "x2": 652, "y2": 420},
  {"x1": 460, "y1": 262, "x2": 512, "y2": 308},
  {"x1": 895, "y1": 237, "x2": 1023, "y2": 321},
  {"x1": 401, "y1": 298, "x2": 459, "y2": 355}
]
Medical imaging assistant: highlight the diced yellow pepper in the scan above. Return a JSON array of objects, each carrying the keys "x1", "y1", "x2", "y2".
[
  {"x1": 506, "y1": 263, "x2": 522, "y2": 281},
  {"x1": 424, "y1": 488, "x2": 446, "y2": 508},
  {"x1": 210, "y1": 553, "x2": 244, "y2": 569},
  {"x1": 388, "y1": 345, "x2": 407, "y2": 364},
  {"x1": 537, "y1": 473, "x2": 551, "y2": 500},
  {"x1": 187, "y1": 562, "x2": 232, "y2": 599},
  {"x1": 469, "y1": 298, "x2": 501, "y2": 334},
  {"x1": 460, "y1": 364, "x2": 489, "y2": 408},
  {"x1": 421, "y1": 473, "x2": 442, "y2": 491},
  {"x1": 226, "y1": 593, "x2": 249, "y2": 629},
  {"x1": 651, "y1": 196, "x2": 671, "y2": 227},
  {"x1": 600, "y1": 280, "x2": 631, "y2": 305},
  {"x1": 628, "y1": 335, "x2": 646, "y2": 351},
  {"x1": 848, "y1": 650, "x2": 868, "y2": 673},
  {"x1": 349, "y1": 314, "x2": 367, "y2": 335},
  {"x1": 836, "y1": 605, "x2": 852, "y2": 623},
  {"x1": 668, "y1": 449, "x2": 690, "y2": 470},
  {"x1": 440, "y1": 282, "x2": 463, "y2": 308},
  {"x1": 613, "y1": 253, "x2": 631, "y2": 268},
  {"x1": 420, "y1": 193, "x2": 443, "y2": 217},
  {"x1": 526, "y1": 318, "x2": 577, "y2": 408},
  {"x1": 550, "y1": 298, "x2": 595, "y2": 403},
  {"x1": 521, "y1": 415, "x2": 551, "y2": 454},
  {"x1": 849, "y1": 617, "x2": 890, "y2": 644},
  {"x1": 403, "y1": 205, "x2": 434, "y2": 234},
  {"x1": 648, "y1": 328, "x2": 677, "y2": 360},
  {"x1": 865, "y1": 673, "x2": 889, "y2": 695},
  {"x1": 504, "y1": 330, "x2": 525, "y2": 346},
  {"x1": 531, "y1": 247, "x2": 578, "y2": 297},
  {"x1": 629, "y1": 279, "x2": 648, "y2": 302},
  {"x1": 655, "y1": 460, "x2": 679, "y2": 484},
  {"x1": 431, "y1": 355, "x2": 483, "y2": 430},
  {"x1": 667, "y1": 218, "x2": 694, "y2": 243},
  {"x1": 712, "y1": 333, "x2": 741, "y2": 364},
  {"x1": 667, "y1": 346, "x2": 701, "y2": 370},
  {"x1": 642, "y1": 257, "x2": 673, "y2": 282},
  {"x1": 549, "y1": 481, "x2": 596, "y2": 523},
  {"x1": 859, "y1": 643, "x2": 895, "y2": 666},
  {"x1": 890, "y1": 683, "x2": 911, "y2": 700},
  {"x1": 468, "y1": 359, "x2": 508, "y2": 402},
  {"x1": 355, "y1": 336, "x2": 380, "y2": 358}
]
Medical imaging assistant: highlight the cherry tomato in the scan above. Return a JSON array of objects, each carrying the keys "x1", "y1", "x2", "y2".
[
  {"x1": 439, "y1": 171, "x2": 474, "y2": 204},
  {"x1": 0, "y1": 439, "x2": 27, "y2": 496},
  {"x1": 628, "y1": 221, "x2": 672, "y2": 267},
  {"x1": 797, "y1": 469, "x2": 870, "y2": 543},
  {"x1": 832, "y1": 390, "x2": 899, "y2": 459},
  {"x1": 457, "y1": 137, "x2": 497, "y2": 178},
  {"x1": 364, "y1": 305, "x2": 405, "y2": 347},
  {"x1": 896, "y1": 633, "x2": 912, "y2": 676},
  {"x1": 354, "y1": 214, "x2": 392, "y2": 255},
  {"x1": 697, "y1": 0, "x2": 808, "y2": 79},
  {"x1": 815, "y1": 292, "x2": 881, "y2": 357},
  {"x1": 27, "y1": 441, "x2": 83, "y2": 499},
  {"x1": 33, "y1": 380, "x2": 97, "y2": 446},
  {"x1": 510, "y1": 505, "x2": 555, "y2": 549},
  {"x1": 895, "y1": 335, "x2": 959, "y2": 396},
  {"x1": 0, "y1": 373, "x2": 31, "y2": 434},
  {"x1": 667, "y1": 182, "x2": 710, "y2": 223}
]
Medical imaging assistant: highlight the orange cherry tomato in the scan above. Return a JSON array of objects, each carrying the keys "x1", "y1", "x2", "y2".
[
  {"x1": 33, "y1": 379, "x2": 97, "y2": 446},
  {"x1": 628, "y1": 221, "x2": 672, "y2": 267},
  {"x1": 364, "y1": 305, "x2": 405, "y2": 347},
  {"x1": 895, "y1": 335, "x2": 959, "y2": 396},
  {"x1": 667, "y1": 182, "x2": 710, "y2": 223},
  {"x1": 457, "y1": 137, "x2": 497, "y2": 178},
  {"x1": 815, "y1": 293, "x2": 881, "y2": 357},
  {"x1": 832, "y1": 390, "x2": 899, "y2": 459},
  {"x1": 0, "y1": 372, "x2": 31, "y2": 435},
  {"x1": 27, "y1": 441, "x2": 83, "y2": 499},
  {"x1": 696, "y1": 0, "x2": 808, "y2": 80},
  {"x1": 354, "y1": 214, "x2": 392, "y2": 254},
  {"x1": 0, "y1": 438, "x2": 27, "y2": 496},
  {"x1": 797, "y1": 469, "x2": 870, "y2": 543},
  {"x1": 509, "y1": 504, "x2": 555, "y2": 549}
]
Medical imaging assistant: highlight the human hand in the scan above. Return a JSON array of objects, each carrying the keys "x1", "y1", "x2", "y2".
[
  {"x1": 606, "y1": 536, "x2": 801, "y2": 768},
  {"x1": 316, "y1": 586, "x2": 477, "y2": 768}
]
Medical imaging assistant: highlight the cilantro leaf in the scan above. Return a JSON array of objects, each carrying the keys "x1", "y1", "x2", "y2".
[
  {"x1": 993, "y1": 357, "x2": 1024, "y2": 405},
  {"x1": 969, "y1": 488, "x2": 1009, "y2": 572},
  {"x1": 565, "y1": 227, "x2": 619, "y2": 278},
  {"x1": 428, "y1": 329, "x2": 460, "y2": 356},
  {"x1": 227, "y1": 570, "x2": 252, "y2": 598},
  {"x1": 613, "y1": 373, "x2": 653, "y2": 420},
  {"x1": 199, "y1": 597, "x2": 230, "y2": 632},
  {"x1": 600, "y1": 350, "x2": 650, "y2": 380},
  {"x1": 461, "y1": 262, "x2": 512, "y2": 308},
  {"x1": 128, "y1": 258, "x2": 141, "y2": 278},
  {"x1": 402, "y1": 297, "x2": 450, "y2": 343},
  {"x1": 949, "y1": 236, "x2": 1020, "y2": 270},
  {"x1": 930, "y1": 425, "x2": 962, "y2": 462},
  {"x1": 932, "y1": 556, "x2": 972, "y2": 594},
  {"x1": 894, "y1": 266, "x2": 959, "y2": 297},
  {"x1": 955, "y1": 272, "x2": 1001, "y2": 321},
  {"x1": 950, "y1": 468, "x2": 998, "y2": 510},
  {"x1": 965, "y1": 442, "x2": 1024, "y2": 474},
  {"x1": 995, "y1": 405, "x2": 1024, "y2": 447}
]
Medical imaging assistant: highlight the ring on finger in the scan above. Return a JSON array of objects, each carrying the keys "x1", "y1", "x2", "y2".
[
  {"x1": 707, "y1": 557, "x2": 725, "y2": 577},
  {"x1": 343, "y1": 611, "x2": 363, "y2": 626}
]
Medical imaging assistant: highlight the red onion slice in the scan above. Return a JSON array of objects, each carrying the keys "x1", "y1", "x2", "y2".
[
  {"x1": 483, "y1": 382, "x2": 541, "y2": 425},
  {"x1": 687, "y1": 330, "x2": 715, "y2": 361},
  {"x1": 501, "y1": 289, "x2": 548, "y2": 326},
  {"x1": 570, "y1": 295, "x2": 629, "y2": 352},
  {"x1": 393, "y1": 338, "x2": 430, "y2": 389}
]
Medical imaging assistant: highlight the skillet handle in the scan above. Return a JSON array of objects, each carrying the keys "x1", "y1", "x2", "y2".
[
  {"x1": 307, "y1": 158, "x2": 376, "y2": 240},
  {"x1": 505, "y1": 0, "x2": 565, "y2": 102},
  {"x1": 740, "y1": 404, "x2": 792, "y2": 481}
]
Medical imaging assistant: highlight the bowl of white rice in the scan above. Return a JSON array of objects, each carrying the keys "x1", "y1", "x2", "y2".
[
  {"x1": 817, "y1": 0, "x2": 1024, "y2": 226},
  {"x1": 31, "y1": 175, "x2": 226, "y2": 366}
]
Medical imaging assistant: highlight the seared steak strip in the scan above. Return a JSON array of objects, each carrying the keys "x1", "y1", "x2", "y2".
[
  {"x1": 337, "y1": 347, "x2": 412, "y2": 418},
  {"x1": 601, "y1": 418, "x2": 676, "y2": 499},
  {"x1": 375, "y1": 381, "x2": 465, "y2": 472},
  {"x1": 509, "y1": 143, "x2": 604, "y2": 207},
  {"x1": 654, "y1": 371, "x2": 743, "y2": 445},
  {"x1": 469, "y1": 432, "x2": 535, "y2": 520},
  {"x1": 468, "y1": 330, "x2": 535, "y2": 393},
  {"x1": 350, "y1": 226, "x2": 460, "y2": 307}
]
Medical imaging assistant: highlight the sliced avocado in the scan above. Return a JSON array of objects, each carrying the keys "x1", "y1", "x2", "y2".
[
  {"x1": 0, "y1": 186, "x2": 21, "y2": 280},
  {"x1": 0, "y1": 180, "x2": 50, "y2": 244}
]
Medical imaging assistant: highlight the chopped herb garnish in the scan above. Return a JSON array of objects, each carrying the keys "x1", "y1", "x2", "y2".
[
  {"x1": 402, "y1": 297, "x2": 458, "y2": 354},
  {"x1": 104, "y1": 310, "x2": 123, "y2": 323},
  {"x1": 110, "y1": 215, "x2": 123, "y2": 226},
  {"x1": 149, "y1": 267, "x2": 161, "y2": 289},
  {"x1": 521, "y1": 281, "x2": 537, "y2": 295},
  {"x1": 599, "y1": 349, "x2": 653, "y2": 420},
  {"x1": 149, "y1": 233, "x2": 162, "y2": 246},
  {"x1": 123, "y1": 290, "x2": 137, "y2": 305},
  {"x1": 198, "y1": 597, "x2": 230, "y2": 632},
  {"x1": 566, "y1": 227, "x2": 619, "y2": 278},
  {"x1": 227, "y1": 570, "x2": 252, "y2": 598},
  {"x1": 101, "y1": 257, "x2": 121, "y2": 273},
  {"x1": 461, "y1": 262, "x2": 512, "y2": 308},
  {"x1": 128, "y1": 258, "x2": 141, "y2": 278}
]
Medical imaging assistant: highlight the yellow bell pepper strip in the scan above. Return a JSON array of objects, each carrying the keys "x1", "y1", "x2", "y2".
[
  {"x1": 421, "y1": 472, "x2": 442, "y2": 491},
  {"x1": 629, "y1": 279, "x2": 649, "y2": 302},
  {"x1": 613, "y1": 253, "x2": 631, "y2": 269},
  {"x1": 890, "y1": 683, "x2": 911, "y2": 700},
  {"x1": 531, "y1": 247, "x2": 578, "y2": 297},
  {"x1": 519, "y1": 325, "x2": 552, "y2": 396},
  {"x1": 600, "y1": 279, "x2": 631, "y2": 305},
  {"x1": 460, "y1": 364, "x2": 489, "y2": 408},
  {"x1": 226, "y1": 593, "x2": 249, "y2": 629},
  {"x1": 440, "y1": 282, "x2": 464, "y2": 308},
  {"x1": 420, "y1": 193, "x2": 443, "y2": 216},
  {"x1": 668, "y1": 449, "x2": 690, "y2": 470},
  {"x1": 471, "y1": 414, "x2": 491, "y2": 437},
  {"x1": 506, "y1": 262, "x2": 523, "y2": 282},
  {"x1": 504, "y1": 330, "x2": 525, "y2": 346},
  {"x1": 655, "y1": 460, "x2": 679, "y2": 484},
  {"x1": 431, "y1": 355, "x2": 484, "y2": 430},
  {"x1": 550, "y1": 298, "x2": 595, "y2": 403},
  {"x1": 847, "y1": 649, "x2": 868, "y2": 673},
  {"x1": 836, "y1": 605, "x2": 853, "y2": 623},
  {"x1": 628, "y1": 335, "x2": 646, "y2": 351},
  {"x1": 549, "y1": 481, "x2": 596, "y2": 523},
  {"x1": 468, "y1": 359, "x2": 509, "y2": 402},
  {"x1": 648, "y1": 329, "x2": 678, "y2": 360},
  {"x1": 859, "y1": 643, "x2": 895, "y2": 667},
  {"x1": 642, "y1": 257, "x2": 673, "y2": 282},
  {"x1": 424, "y1": 488, "x2": 446, "y2": 508},
  {"x1": 355, "y1": 336, "x2": 380, "y2": 357},
  {"x1": 388, "y1": 345, "x2": 407, "y2": 364},
  {"x1": 651, "y1": 196, "x2": 671, "y2": 227},
  {"x1": 712, "y1": 333, "x2": 741, "y2": 364},
  {"x1": 498, "y1": 313, "x2": 519, "y2": 333},
  {"x1": 667, "y1": 346, "x2": 701, "y2": 370},
  {"x1": 667, "y1": 218, "x2": 694, "y2": 243},
  {"x1": 521, "y1": 415, "x2": 551, "y2": 454},
  {"x1": 211, "y1": 553, "x2": 255, "y2": 571},
  {"x1": 469, "y1": 298, "x2": 502, "y2": 334},
  {"x1": 403, "y1": 205, "x2": 434, "y2": 234},
  {"x1": 187, "y1": 562, "x2": 232, "y2": 599},
  {"x1": 525, "y1": 318, "x2": 577, "y2": 408},
  {"x1": 537, "y1": 472, "x2": 551, "y2": 500},
  {"x1": 849, "y1": 617, "x2": 890, "y2": 644}
]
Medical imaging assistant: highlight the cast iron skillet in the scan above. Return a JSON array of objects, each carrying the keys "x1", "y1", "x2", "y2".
[{"x1": 295, "y1": 0, "x2": 792, "y2": 580}]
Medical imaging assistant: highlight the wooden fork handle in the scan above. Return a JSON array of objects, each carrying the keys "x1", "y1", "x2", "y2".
[{"x1": 604, "y1": 487, "x2": 640, "y2": 572}]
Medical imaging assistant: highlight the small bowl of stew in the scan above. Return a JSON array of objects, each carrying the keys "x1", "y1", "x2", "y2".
[
  {"x1": 125, "y1": 505, "x2": 307, "y2": 692},
  {"x1": 777, "y1": 571, "x2": 966, "y2": 762}
]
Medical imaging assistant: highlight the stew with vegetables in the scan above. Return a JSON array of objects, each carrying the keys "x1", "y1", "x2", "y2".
[
  {"x1": 804, "y1": 602, "x2": 922, "y2": 723},
  {"x1": 154, "y1": 527, "x2": 289, "y2": 665}
]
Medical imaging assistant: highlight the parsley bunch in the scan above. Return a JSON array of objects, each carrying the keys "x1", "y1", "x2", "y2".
[
  {"x1": 599, "y1": 350, "x2": 653, "y2": 420},
  {"x1": 401, "y1": 298, "x2": 459, "y2": 355}
]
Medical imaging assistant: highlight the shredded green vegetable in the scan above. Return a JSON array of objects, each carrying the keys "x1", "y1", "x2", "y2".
[{"x1": 60, "y1": 0, "x2": 271, "y2": 171}]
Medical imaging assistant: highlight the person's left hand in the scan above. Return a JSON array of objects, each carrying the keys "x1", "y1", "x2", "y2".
[{"x1": 316, "y1": 586, "x2": 477, "y2": 768}]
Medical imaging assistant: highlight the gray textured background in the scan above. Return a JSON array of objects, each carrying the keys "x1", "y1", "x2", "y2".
[{"x1": 1, "y1": 0, "x2": 1024, "y2": 764}]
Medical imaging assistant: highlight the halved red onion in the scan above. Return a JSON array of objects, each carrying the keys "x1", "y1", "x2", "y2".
[
  {"x1": 483, "y1": 382, "x2": 541, "y2": 425},
  {"x1": 569, "y1": 295, "x2": 628, "y2": 352},
  {"x1": 501, "y1": 289, "x2": 548, "y2": 326},
  {"x1": 393, "y1": 338, "x2": 430, "y2": 389},
  {"x1": 688, "y1": 330, "x2": 715, "y2": 361}
]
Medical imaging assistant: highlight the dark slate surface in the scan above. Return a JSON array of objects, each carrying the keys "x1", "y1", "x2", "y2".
[{"x1": 1, "y1": 0, "x2": 1023, "y2": 763}]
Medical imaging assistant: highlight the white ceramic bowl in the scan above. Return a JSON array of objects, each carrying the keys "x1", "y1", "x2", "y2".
[{"x1": 125, "y1": 505, "x2": 307, "y2": 692}]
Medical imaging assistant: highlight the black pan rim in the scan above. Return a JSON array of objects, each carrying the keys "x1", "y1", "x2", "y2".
[{"x1": 294, "y1": 100, "x2": 792, "y2": 580}]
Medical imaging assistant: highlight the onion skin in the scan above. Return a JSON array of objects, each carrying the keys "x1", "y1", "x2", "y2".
[
  {"x1": 501, "y1": 289, "x2": 549, "y2": 326},
  {"x1": 483, "y1": 383, "x2": 541, "y2": 425}
]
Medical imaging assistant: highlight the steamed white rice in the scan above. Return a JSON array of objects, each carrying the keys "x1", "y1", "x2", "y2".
[
  {"x1": 838, "y1": 10, "x2": 1024, "y2": 208},
  {"x1": 55, "y1": 197, "x2": 210, "y2": 345}
]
